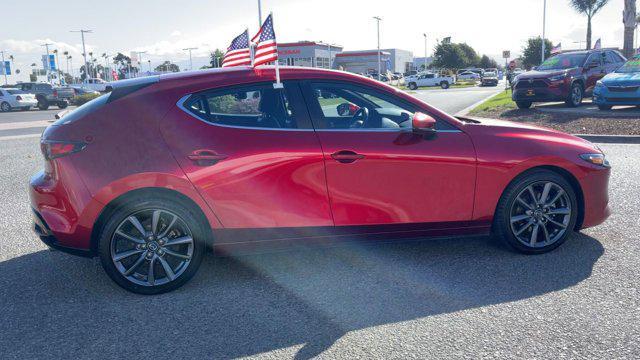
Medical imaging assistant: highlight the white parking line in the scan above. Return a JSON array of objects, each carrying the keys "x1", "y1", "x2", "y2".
[
  {"x1": 0, "y1": 120, "x2": 51, "y2": 131},
  {"x1": 0, "y1": 133, "x2": 41, "y2": 141}
]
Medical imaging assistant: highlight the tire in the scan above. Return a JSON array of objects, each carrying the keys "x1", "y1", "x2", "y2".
[
  {"x1": 0, "y1": 102, "x2": 10, "y2": 112},
  {"x1": 408, "y1": 82, "x2": 417, "y2": 90},
  {"x1": 440, "y1": 81, "x2": 450, "y2": 89},
  {"x1": 516, "y1": 101, "x2": 532, "y2": 109},
  {"x1": 597, "y1": 104, "x2": 612, "y2": 111},
  {"x1": 105, "y1": 86, "x2": 113, "y2": 93},
  {"x1": 565, "y1": 83, "x2": 583, "y2": 107},
  {"x1": 98, "y1": 195, "x2": 206, "y2": 294},
  {"x1": 494, "y1": 169, "x2": 578, "y2": 254},
  {"x1": 57, "y1": 101, "x2": 68, "y2": 109},
  {"x1": 37, "y1": 97, "x2": 49, "y2": 110}
]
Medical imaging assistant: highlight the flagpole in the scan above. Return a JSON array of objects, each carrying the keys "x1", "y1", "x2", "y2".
[
  {"x1": 248, "y1": 28, "x2": 254, "y2": 67},
  {"x1": 271, "y1": 12, "x2": 283, "y2": 88}
]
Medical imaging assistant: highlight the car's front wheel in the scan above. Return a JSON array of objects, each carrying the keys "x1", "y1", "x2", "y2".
[
  {"x1": 440, "y1": 81, "x2": 450, "y2": 89},
  {"x1": 565, "y1": 83, "x2": 583, "y2": 107},
  {"x1": 494, "y1": 169, "x2": 578, "y2": 254},
  {"x1": 408, "y1": 82, "x2": 417, "y2": 90},
  {"x1": 98, "y1": 196, "x2": 206, "y2": 294},
  {"x1": 516, "y1": 101, "x2": 532, "y2": 109},
  {"x1": 0, "y1": 102, "x2": 11, "y2": 112}
]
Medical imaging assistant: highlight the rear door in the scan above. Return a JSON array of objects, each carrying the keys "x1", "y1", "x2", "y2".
[
  {"x1": 161, "y1": 81, "x2": 333, "y2": 229},
  {"x1": 301, "y1": 80, "x2": 476, "y2": 226}
]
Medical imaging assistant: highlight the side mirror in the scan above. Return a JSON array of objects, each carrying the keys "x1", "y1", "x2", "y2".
[{"x1": 412, "y1": 112, "x2": 437, "y2": 136}]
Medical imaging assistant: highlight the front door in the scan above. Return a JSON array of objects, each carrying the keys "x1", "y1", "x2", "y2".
[
  {"x1": 302, "y1": 81, "x2": 477, "y2": 226},
  {"x1": 161, "y1": 81, "x2": 333, "y2": 229}
]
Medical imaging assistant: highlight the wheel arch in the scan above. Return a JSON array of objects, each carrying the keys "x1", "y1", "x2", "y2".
[{"x1": 90, "y1": 187, "x2": 214, "y2": 254}]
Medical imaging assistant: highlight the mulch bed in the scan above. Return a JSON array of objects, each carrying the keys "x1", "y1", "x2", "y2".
[{"x1": 472, "y1": 108, "x2": 640, "y2": 135}]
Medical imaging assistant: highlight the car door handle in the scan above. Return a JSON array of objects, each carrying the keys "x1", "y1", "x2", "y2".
[
  {"x1": 187, "y1": 150, "x2": 227, "y2": 166},
  {"x1": 331, "y1": 150, "x2": 365, "y2": 164}
]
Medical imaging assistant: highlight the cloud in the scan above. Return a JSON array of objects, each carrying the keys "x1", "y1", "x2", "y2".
[{"x1": 170, "y1": 30, "x2": 182, "y2": 37}]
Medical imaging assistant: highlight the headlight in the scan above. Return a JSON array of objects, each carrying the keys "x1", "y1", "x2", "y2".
[
  {"x1": 549, "y1": 73, "x2": 567, "y2": 82},
  {"x1": 595, "y1": 80, "x2": 604, "y2": 88},
  {"x1": 580, "y1": 153, "x2": 610, "y2": 167}
]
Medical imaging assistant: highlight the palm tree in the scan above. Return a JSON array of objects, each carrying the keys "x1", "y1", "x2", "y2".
[
  {"x1": 623, "y1": 0, "x2": 637, "y2": 58},
  {"x1": 568, "y1": 0, "x2": 610, "y2": 49}
]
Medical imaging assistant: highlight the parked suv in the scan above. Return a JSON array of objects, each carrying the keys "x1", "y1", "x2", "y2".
[
  {"x1": 512, "y1": 49, "x2": 626, "y2": 108},
  {"x1": 16, "y1": 82, "x2": 75, "y2": 110}
]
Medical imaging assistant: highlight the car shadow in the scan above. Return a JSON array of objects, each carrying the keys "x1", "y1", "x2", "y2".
[{"x1": 0, "y1": 233, "x2": 603, "y2": 359}]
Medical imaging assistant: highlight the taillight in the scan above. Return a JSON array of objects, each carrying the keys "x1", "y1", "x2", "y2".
[
  {"x1": 16, "y1": 95, "x2": 22, "y2": 101},
  {"x1": 53, "y1": 90, "x2": 58, "y2": 97},
  {"x1": 40, "y1": 140, "x2": 87, "y2": 160}
]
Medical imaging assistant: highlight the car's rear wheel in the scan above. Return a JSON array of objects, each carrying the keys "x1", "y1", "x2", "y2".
[
  {"x1": 37, "y1": 97, "x2": 49, "y2": 110},
  {"x1": 494, "y1": 169, "x2": 578, "y2": 254},
  {"x1": 597, "y1": 104, "x2": 612, "y2": 111},
  {"x1": 0, "y1": 102, "x2": 11, "y2": 112},
  {"x1": 516, "y1": 101, "x2": 532, "y2": 109},
  {"x1": 98, "y1": 197, "x2": 206, "y2": 294},
  {"x1": 408, "y1": 82, "x2": 417, "y2": 90},
  {"x1": 565, "y1": 83, "x2": 583, "y2": 107},
  {"x1": 57, "y1": 101, "x2": 68, "y2": 109},
  {"x1": 440, "y1": 81, "x2": 450, "y2": 89}
]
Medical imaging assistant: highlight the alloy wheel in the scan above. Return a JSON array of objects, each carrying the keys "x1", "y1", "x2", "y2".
[
  {"x1": 572, "y1": 86, "x2": 582, "y2": 106},
  {"x1": 110, "y1": 209, "x2": 194, "y2": 287},
  {"x1": 509, "y1": 181, "x2": 572, "y2": 248},
  {"x1": 1, "y1": 103, "x2": 9, "y2": 112}
]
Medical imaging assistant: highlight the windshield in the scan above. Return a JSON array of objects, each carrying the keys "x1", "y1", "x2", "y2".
[
  {"x1": 616, "y1": 58, "x2": 640, "y2": 74},
  {"x1": 484, "y1": 72, "x2": 497, "y2": 77},
  {"x1": 538, "y1": 53, "x2": 587, "y2": 70}
]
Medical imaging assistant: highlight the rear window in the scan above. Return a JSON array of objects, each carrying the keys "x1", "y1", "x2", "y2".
[{"x1": 52, "y1": 93, "x2": 110, "y2": 125}]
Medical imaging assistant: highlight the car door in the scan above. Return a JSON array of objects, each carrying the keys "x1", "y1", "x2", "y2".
[
  {"x1": 301, "y1": 80, "x2": 476, "y2": 226},
  {"x1": 160, "y1": 81, "x2": 333, "y2": 229},
  {"x1": 584, "y1": 52, "x2": 605, "y2": 92}
]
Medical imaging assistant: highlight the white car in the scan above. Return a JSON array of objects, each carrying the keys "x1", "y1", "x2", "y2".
[
  {"x1": 0, "y1": 88, "x2": 38, "y2": 112},
  {"x1": 457, "y1": 71, "x2": 481, "y2": 81},
  {"x1": 80, "y1": 78, "x2": 112, "y2": 93},
  {"x1": 405, "y1": 72, "x2": 455, "y2": 90}
]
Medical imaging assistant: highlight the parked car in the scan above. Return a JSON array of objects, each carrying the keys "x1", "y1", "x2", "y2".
[
  {"x1": 71, "y1": 86, "x2": 101, "y2": 96},
  {"x1": 511, "y1": 49, "x2": 626, "y2": 109},
  {"x1": 16, "y1": 82, "x2": 75, "y2": 110},
  {"x1": 457, "y1": 71, "x2": 481, "y2": 81},
  {"x1": 508, "y1": 68, "x2": 524, "y2": 85},
  {"x1": 593, "y1": 55, "x2": 640, "y2": 110},
  {"x1": 0, "y1": 88, "x2": 38, "y2": 111},
  {"x1": 30, "y1": 67, "x2": 611, "y2": 294},
  {"x1": 405, "y1": 72, "x2": 455, "y2": 89},
  {"x1": 81, "y1": 78, "x2": 113, "y2": 93},
  {"x1": 481, "y1": 71, "x2": 499, "y2": 86}
]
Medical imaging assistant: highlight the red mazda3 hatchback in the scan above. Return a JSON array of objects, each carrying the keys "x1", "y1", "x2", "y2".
[{"x1": 30, "y1": 67, "x2": 610, "y2": 294}]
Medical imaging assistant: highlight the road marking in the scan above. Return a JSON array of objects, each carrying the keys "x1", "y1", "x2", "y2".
[
  {"x1": 0, "y1": 120, "x2": 51, "y2": 131},
  {"x1": 0, "y1": 133, "x2": 41, "y2": 141},
  {"x1": 455, "y1": 88, "x2": 506, "y2": 116}
]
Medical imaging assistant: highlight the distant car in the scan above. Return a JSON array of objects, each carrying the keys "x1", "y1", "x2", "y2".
[
  {"x1": 81, "y1": 78, "x2": 113, "y2": 93},
  {"x1": 16, "y1": 82, "x2": 74, "y2": 110},
  {"x1": 71, "y1": 86, "x2": 101, "y2": 96},
  {"x1": 405, "y1": 72, "x2": 454, "y2": 89},
  {"x1": 593, "y1": 55, "x2": 640, "y2": 110},
  {"x1": 0, "y1": 88, "x2": 38, "y2": 111},
  {"x1": 457, "y1": 71, "x2": 481, "y2": 81},
  {"x1": 508, "y1": 69, "x2": 524, "y2": 85},
  {"x1": 511, "y1": 49, "x2": 626, "y2": 109},
  {"x1": 481, "y1": 72, "x2": 499, "y2": 86}
]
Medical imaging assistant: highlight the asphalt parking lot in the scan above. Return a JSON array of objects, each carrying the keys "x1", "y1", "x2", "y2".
[{"x1": 1, "y1": 130, "x2": 638, "y2": 358}]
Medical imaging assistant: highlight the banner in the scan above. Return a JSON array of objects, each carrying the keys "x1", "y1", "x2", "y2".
[
  {"x1": 49, "y1": 54, "x2": 56, "y2": 71},
  {"x1": 0, "y1": 61, "x2": 10, "y2": 75}
]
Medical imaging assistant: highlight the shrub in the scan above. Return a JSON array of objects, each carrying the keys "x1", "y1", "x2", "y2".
[{"x1": 73, "y1": 93, "x2": 101, "y2": 106}]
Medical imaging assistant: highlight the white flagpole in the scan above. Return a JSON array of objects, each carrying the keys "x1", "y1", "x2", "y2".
[
  {"x1": 247, "y1": 28, "x2": 254, "y2": 67},
  {"x1": 271, "y1": 12, "x2": 283, "y2": 88}
]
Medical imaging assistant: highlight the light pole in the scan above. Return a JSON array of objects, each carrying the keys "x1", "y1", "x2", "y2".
[
  {"x1": 373, "y1": 16, "x2": 382, "y2": 80},
  {"x1": 541, "y1": 0, "x2": 547, "y2": 64},
  {"x1": 183, "y1": 47, "x2": 197, "y2": 71},
  {"x1": 257, "y1": 0, "x2": 263, "y2": 27},
  {"x1": 69, "y1": 56, "x2": 74, "y2": 83},
  {"x1": 41, "y1": 43, "x2": 53, "y2": 83},
  {"x1": 71, "y1": 29, "x2": 92, "y2": 83},
  {"x1": 423, "y1": 33, "x2": 428, "y2": 71}
]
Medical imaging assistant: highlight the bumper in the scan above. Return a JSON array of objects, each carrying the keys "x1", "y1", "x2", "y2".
[
  {"x1": 16, "y1": 100, "x2": 38, "y2": 107},
  {"x1": 593, "y1": 88, "x2": 640, "y2": 106},
  {"x1": 579, "y1": 165, "x2": 611, "y2": 229},
  {"x1": 512, "y1": 87, "x2": 568, "y2": 102},
  {"x1": 482, "y1": 80, "x2": 498, "y2": 86},
  {"x1": 32, "y1": 209, "x2": 93, "y2": 257}
]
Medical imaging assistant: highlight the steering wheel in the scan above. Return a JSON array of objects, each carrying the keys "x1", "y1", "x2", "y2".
[{"x1": 349, "y1": 107, "x2": 369, "y2": 128}]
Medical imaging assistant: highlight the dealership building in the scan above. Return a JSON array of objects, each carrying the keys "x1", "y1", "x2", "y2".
[
  {"x1": 276, "y1": 41, "x2": 344, "y2": 68},
  {"x1": 335, "y1": 48, "x2": 414, "y2": 74}
]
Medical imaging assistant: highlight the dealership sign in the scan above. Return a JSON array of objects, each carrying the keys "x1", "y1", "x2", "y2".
[{"x1": 279, "y1": 49, "x2": 300, "y2": 55}]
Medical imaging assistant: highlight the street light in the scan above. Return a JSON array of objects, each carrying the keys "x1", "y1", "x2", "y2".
[
  {"x1": 70, "y1": 29, "x2": 92, "y2": 83},
  {"x1": 183, "y1": 47, "x2": 198, "y2": 71},
  {"x1": 541, "y1": 0, "x2": 547, "y2": 64},
  {"x1": 373, "y1": 16, "x2": 382, "y2": 80},
  {"x1": 423, "y1": 33, "x2": 428, "y2": 71}
]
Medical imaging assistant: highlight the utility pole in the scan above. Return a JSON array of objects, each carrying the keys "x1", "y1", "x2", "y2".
[
  {"x1": 423, "y1": 33, "x2": 428, "y2": 71},
  {"x1": 41, "y1": 43, "x2": 53, "y2": 83},
  {"x1": 183, "y1": 47, "x2": 197, "y2": 71},
  {"x1": 0, "y1": 51, "x2": 7, "y2": 85},
  {"x1": 373, "y1": 16, "x2": 382, "y2": 80},
  {"x1": 71, "y1": 29, "x2": 92, "y2": 83},
  {"x1": 257, "y1": 0, "x2": 263, "y2": 27},
  {"x1": 541, "y1": 0, "x2": 547, "y2": 64}
]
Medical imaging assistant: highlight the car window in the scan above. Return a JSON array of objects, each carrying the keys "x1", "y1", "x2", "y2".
[
  {"x1": 22, "y1": 84, "x2": 33, "y2": 91},
  {"x1": 585, "y1": 53, "x2": 603, "y2": 67},
  {"x1": 184, "y1": 84, "x2": 298, "y2": 129},
  {"x1": 7, "y1": 90, "x2": 25, "y2": 95},
  {"x1": 603, "y1": 52, "x2": 616, "y2": 64}
]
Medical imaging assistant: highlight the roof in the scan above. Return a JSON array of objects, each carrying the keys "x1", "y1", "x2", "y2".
[
  {"x1": 279, "y1": 41, "x2": 343, "y2": 48},
  {"x1": 336, "y1": 51, "x2": 391, "y2": 58}
]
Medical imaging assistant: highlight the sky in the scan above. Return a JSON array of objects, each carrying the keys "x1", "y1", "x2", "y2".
[{"x1": 0, "y1": 0, "x2": 633, "y2": 82}]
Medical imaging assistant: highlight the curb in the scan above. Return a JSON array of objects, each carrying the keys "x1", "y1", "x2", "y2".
[
  {"x1": 456, "y1": 88, "x2": 507, "y2": 116},
  {"x1": 574, "y1": 134, "x2": 640, "y2": 144}
]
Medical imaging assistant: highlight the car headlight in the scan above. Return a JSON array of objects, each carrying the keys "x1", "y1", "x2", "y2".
[
  {"x1": 580, "y1": 153, "x2": 610, "y2": 167},
  {"x1": 595, "y1": 80, "x2": 605, "y2": 88},
  {"x1": 549, "y1": 73, "x2": 567, "y2": 82}
]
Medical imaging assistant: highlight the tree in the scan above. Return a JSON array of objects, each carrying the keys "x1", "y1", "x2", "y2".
[
  {"x1": 113, "y1": 52, "x2": 138, "y2": 79},
  {"x1": 155, "y1": 61, "x2": 180, "y2": 72},
  {"x1": 521, "y1": 37, "x2": 554, "y2": 69},
  {"x1": 458, "y1": 43, "x2": 480, "y2": 67},
  {"x1": 432, "y1": 42, "x2": 481, "y2": 70},
  {"x1": 569, "y1": 0, "x2": 610, "y2": 49},
  {"x1": 209, "y1": 49, "x2": 225, "y2": 68},
  {"x1": 623, "y1": 0, "x2": 637, "y2": 58},
  {"x1": 478, "y1": 55, "x2": 498, "y2": 69}
]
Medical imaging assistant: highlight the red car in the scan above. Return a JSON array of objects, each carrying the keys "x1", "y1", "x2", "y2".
[{"x1": 30, "y1": 67, "x2": 611, "y2": 294}]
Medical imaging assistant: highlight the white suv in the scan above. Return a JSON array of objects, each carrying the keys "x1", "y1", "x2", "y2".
[{"x1": 405, "y1": 72, "x2": 455, "y2": 90}]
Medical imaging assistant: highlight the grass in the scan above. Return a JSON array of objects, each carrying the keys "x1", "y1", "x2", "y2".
[
  {"x1": 318, "y1": 98, "x2": 344, "y2": 107},
  {"x1": 469, "y1": 89, "x2": 517, "y2": 115}
]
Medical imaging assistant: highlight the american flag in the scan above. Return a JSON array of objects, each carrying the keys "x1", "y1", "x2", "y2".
[
  {"x1": 222, "y1": 29, "x2": 251, "y2": 67},
  {"x1": 551, "y1": 43, "x2": 562, "y2": 54},
  {"x1": 252, "y1": 14, "x2": 278, "y2": 67}
]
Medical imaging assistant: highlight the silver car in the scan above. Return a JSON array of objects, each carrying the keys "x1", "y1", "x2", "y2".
[{"x1": 0, "y1": 88, "x2": 38, "y2": 112}]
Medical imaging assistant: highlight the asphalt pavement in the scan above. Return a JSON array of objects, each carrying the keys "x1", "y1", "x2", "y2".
[{"x1": 0, "y1": 86, "x2": 638, "y2": 359}]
